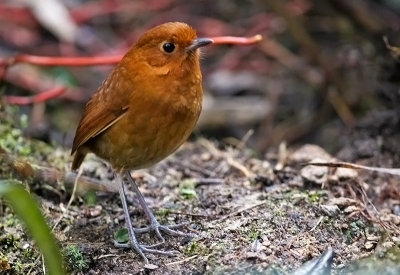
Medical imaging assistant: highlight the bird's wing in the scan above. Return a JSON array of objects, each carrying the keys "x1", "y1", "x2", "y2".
[{"x1": 71, "y1": 67, "x2": 131, "y2": 154}]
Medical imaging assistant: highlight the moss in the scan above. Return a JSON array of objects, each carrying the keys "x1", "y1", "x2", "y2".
[
  {"x1": 0, "y1": 232, "x2": 39, "y2": 274},
  {"x1": 184, "y1": 240, "x2": 211, "y2": 256},
  {"x1": 62, "y1": 244, "x2": 88, "y2": 272},
  {"x1": 0, "y1": 254, "x2": 11, "y2": 272},
  {"x1": 179, "y1": 179, "x2": 197, "y2": 200},
  {"x1": 155, "y1": 207, "x2": 171, "y2": 218},
  {"x1": 237, "y1": 222, "x2": 260, "y2": 242},
  {"x1": 345, "y1": 220, "x2": 366, "y2": 244},
  {"x1": 246, "y1": 227, "x2": 260, "y2": 242},
  {"x1": 307, "y1": 190, "x2": 322, "y2": 204},
  {"x1": 84, "y1": 190, "x2": 97, "y2": 206}
]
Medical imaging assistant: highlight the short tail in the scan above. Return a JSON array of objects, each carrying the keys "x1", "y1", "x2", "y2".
[{"x1": 71, "y1": 150, "x2": 86, "y2": 171}]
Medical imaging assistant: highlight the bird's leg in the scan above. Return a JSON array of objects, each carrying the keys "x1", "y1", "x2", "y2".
[
  {"x1": 115, "y1": 173, "x2": 178, "y2": 260},
  {"x1": 125, "y1": 171, "x2": 196, "y2": 242}
]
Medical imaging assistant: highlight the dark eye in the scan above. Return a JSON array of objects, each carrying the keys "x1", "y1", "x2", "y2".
[{"x1": 162, "y1": 42, "x2": 175, "y2": 53}]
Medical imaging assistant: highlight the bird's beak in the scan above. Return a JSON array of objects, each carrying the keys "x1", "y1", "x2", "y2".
[{"x1": 187, "y1": 38, "x2": 213, "y2": 52}]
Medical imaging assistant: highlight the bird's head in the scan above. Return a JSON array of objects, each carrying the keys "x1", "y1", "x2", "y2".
[{"x1": 127, "y1": 22, "x2": 212, "y2": 74}]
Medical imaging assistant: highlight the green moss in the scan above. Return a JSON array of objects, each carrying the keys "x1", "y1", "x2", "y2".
[
  {"x1": 179, "y1": 179, "x2": 197, "y2": 200},
  {"x1": 62, "y1": 244, "x2": 88, "y2": 272},
  {"x1": 307, "y1": 191, "x2": 322, "y2": 204},
  {"x1": 155, "y1": 208, "x2": 171, "y2": 218},
  {"x1": 0, "y1": 233, "x2": 39, "y2": 274},
  {"x1": 3, "y1": 213, "x2": 20, "y2": 228},
  {"x1": 0, "y1": 253, "x2": 11, "y2": 272},
  {"x1": 184, "y1": 240, "x2": 211, "y2": 256},
  {"x1": 247, "y1": 227, "x2": 260, "y2": 242},
  {"x1": 345, "y1": 220, "x2": 366, "y2": 244},
  {"x1": 84, "y1": 190, "x2": 97, "y2": 206},
  {"x1": 0, "y1": 233, "x2": 18, "y2": 252}
]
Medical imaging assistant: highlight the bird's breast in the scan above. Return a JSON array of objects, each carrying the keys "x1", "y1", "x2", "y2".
[{"x1": 89, "y1": 83, "x2": 202, "y2": 171}]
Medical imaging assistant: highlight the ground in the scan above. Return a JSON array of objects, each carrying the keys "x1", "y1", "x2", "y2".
[{"x1": 1, "y1": 107, "x2": 400, "y2": 274}]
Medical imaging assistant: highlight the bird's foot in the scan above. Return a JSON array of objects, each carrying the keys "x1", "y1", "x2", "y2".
[
  {"x1": 113, "y1": 239, "x2": 179, "y2": 255},
  {"x1": 113, "y1": 222, "x2": 196, "y2": 263},
  {"x1": 134, "y1": 221, "x2": 196, "y2": 240}
]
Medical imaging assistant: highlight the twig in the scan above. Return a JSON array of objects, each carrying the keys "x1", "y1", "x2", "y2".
[
  {"x1": 304, "y1": 161, "x2": 400, "y2": 176},
  {"x1": 227, "y1": 156, "x2": 253, "y2": 178},
  {"x1": 52, "y1": 167, "x2": 82, "y2": 231},
  {"x1": 309, "y1": 216, "x2": 324, "y2": 232},
  {"x1": 66, "y1": 168, "x2": 82, "y2": 209},
  {"x1": 96, "y1": 254, "x2": 118, "y2": 260},
  {"x1": 0, "y1": 146, "x2": 118, "y2": 194},
  {"x1": 165, "y1": 210, "x2": 214, "y2": 219},
  {"x1": 165, "y1": 255, "x2": 198, "y2": 266},
  {"x1": 194, "y1": 178, "x2": 224, "y2": 186},
  {"x1": 383, "y1": 36, "x2": 400, "y2": 59},
  {"x1": 199, "y1": 138, "x2": 254, "y2": 178},
  {"x1": 218, "y1": 200, "x2": 265, "y2": 222}
]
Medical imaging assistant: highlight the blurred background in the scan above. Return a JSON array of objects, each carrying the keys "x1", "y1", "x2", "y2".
[{"x1": 1, "y1": 0, "x2": 399, "y2": 158}]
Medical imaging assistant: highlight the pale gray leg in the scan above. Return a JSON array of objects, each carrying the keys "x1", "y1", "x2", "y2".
[
  {"x1": 125, "y1": 171, "x2": 196, "y2": 241},
  {"x1": 115, "y1": 173, "x2": 179, "y2": 262}
]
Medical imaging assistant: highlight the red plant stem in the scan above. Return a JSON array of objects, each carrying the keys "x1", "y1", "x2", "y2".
[
  {"x1": 211, "y1": 35, "x2": 263, "y2": 45},
  {"x1": 3, "y1": 87, "x2": 66, "y2": 105},
  {"x1": 11, "y1": 55, "x2": 122, "y2": 67},
  {"x1": 1, "y1": 35, "x2": 263, "y2": 105},
  {"x1": 0, "y1": 35, "x2": 262, "y2": 68}
]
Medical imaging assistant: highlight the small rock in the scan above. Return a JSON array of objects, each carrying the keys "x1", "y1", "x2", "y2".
[
  {"x1": 320, "y1": 204, "x2": 340, "y2": 217},
  {"x1": 76, "y1": 218, "x2": 88, "y2": 227},
  {"x1": 366, "y1": 234, "x2": 380, "y2": 241},
  {"x1": 335, "y1": 167, "x2": 358, "y2": 179},
  {"x1": 144, "y1": 263, "x2": 159, "y2": 270},
  {"x1": 382, "y1": 241, "x2": 394, "y2": 248},
  {"x1": 301, "y1": 160, "x2": 328, "y2": 185},
  {"x1": 364, "y1": 241, "x2": 376, "y2": 250},
  {"x1": 245, "y1": 251, "x2": 259, "y2": 259},
  {"x1": 329, "y1": 197, "x2": 358, "y2": 208},
  {"x1": 390, "y1": 214, "x2": 400, "y2": 225},
  {"x1": 259, "y1": 235, "x2": 271, "y2": 246},
  {"x1": 290, "y1": 144, "x2": 333, "y2": 163},
  {"x1": 393, "y1": 204, "x2": 400, "y2": 215},
  {"x1": 344, "y1": 205, "x2": 359, "y2": 213},
  {"x1": 250, "y1": 239, "x2": 261, "y2": 252},
  {"x1": 90, "y1": 205, "x2": 103, "y2": 217},
  {"x1": 226, "y1": 219, "x2": 244, "y2": 231}
]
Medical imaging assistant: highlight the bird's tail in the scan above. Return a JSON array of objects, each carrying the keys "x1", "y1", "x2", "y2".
[{"x1": 71, "y1": 150, "x2": 86, "y2": 171}]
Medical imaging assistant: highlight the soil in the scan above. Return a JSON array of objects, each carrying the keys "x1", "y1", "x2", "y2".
[{"x1": 1, "y1": 107, "x2": 400, "y2": 274}]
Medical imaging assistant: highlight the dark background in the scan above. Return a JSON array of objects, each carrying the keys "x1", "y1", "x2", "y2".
[{"x1": 1, "y1": 0, "x2": 399, "y2": 159}]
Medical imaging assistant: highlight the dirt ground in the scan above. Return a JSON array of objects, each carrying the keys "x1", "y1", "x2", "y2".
[
  {"x1": 1, "y1": 106, "x2": 400, "y2": 274},
  {"x1": 2, "y1": 1, "x2": 400, "y2": 274}
]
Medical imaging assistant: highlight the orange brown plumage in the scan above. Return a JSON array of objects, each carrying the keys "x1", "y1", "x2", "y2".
[{"x1": 71, "y1": 22, "x2": 212, "y2": 263}]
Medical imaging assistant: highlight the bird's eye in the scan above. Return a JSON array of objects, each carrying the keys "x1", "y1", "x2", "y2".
[{"x1": 162, "y1": 42, "x2": 175, "y2": 53}]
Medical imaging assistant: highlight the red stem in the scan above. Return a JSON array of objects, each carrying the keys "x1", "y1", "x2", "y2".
[
  {"x1": 3, "y1": 87, "x2": 66, "y2": 105},
  {"x1": 1, "y1": 35, "x2": 262, "y2": 67},
  {"x1": 12, "y1": 54, "x2": 122, "y2": 67},
  {"x1": 211, "y1": 35, "x2": 263, "y2": 45},
  {"x1": 0, "y1": 34, "x2": 262, "y2": 105}
]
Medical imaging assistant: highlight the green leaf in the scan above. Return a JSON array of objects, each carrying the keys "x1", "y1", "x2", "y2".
[
  {"x1": 114, "y1": 227, "x2": 129, "y2": 243},
  {"x1": 0, "y1": 180, "x2": 66, "y2": 275}
]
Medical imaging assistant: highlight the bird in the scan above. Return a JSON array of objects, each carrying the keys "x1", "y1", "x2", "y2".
[{"x1": 71, "y1": 22, "x2": 213, "y2": 263}]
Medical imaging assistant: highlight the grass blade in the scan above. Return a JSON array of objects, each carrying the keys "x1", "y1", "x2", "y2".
[{"x1": 0, "y1": 180, "x2": 65, "y2": 275}]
